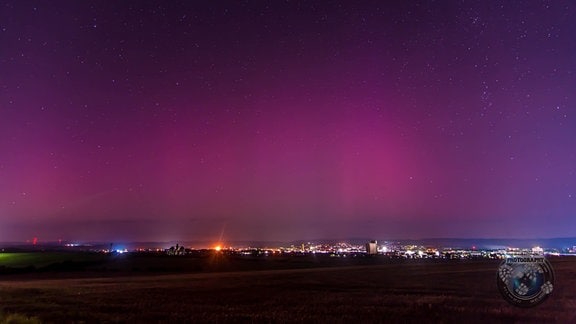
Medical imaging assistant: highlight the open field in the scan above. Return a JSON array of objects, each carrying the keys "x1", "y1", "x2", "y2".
[
  {"x1": 0, "y1": 252, "x2": 109, "y2": 269},
  {"x1": 1, "y1": 256, "x2": 575, "y2": 323}
]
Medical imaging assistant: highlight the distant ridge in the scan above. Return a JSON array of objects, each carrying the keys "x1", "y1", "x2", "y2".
[
  {"x1": 227, "y1": 237, "x2": 576, "y2": 250},
  {"x1": 130, "y1": 237, "x2": 576, "y2": 250},
  {"x1": 409, "y1": 237, "x2": 576, "y2": 250},
  {"x1": 2, "y1": 237, "x2": 575, "y2": 250}
]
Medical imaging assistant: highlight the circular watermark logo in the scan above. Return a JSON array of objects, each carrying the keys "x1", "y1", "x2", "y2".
[{"x1": 497, "y1": 256, "x2": 554, "y2": 307}]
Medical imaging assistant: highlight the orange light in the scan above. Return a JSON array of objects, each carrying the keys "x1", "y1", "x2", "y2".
[{"x1": 215, "y1": 245, "x2": 222, "y2": 251}]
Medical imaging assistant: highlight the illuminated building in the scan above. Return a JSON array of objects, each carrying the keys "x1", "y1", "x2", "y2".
[{"x1": 365, "y1": 240, "x2": 377, "y2": 255}]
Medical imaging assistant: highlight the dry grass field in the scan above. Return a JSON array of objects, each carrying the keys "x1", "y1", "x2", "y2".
[{"x1": 1, "y1": 256, "x2": 575, "y2": 323}]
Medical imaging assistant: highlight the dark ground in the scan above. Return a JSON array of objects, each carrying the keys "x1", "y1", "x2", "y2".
[{"x1": 0, "y1": 254, "x2": 575, "y2": 323}]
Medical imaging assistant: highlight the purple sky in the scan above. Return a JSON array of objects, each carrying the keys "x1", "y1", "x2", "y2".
[{"x1": 1, "y1": 1, "x2": 575, "y2": 243}]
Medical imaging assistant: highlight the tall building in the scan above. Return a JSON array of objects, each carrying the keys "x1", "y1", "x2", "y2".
[{"x1": 366, "y1": 240, "x2": 377, "y2": 255}]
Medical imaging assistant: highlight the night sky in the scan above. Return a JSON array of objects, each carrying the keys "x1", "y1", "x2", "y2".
[{"x1": 1, "y1": 1, "x2": 575, "y2": 243}]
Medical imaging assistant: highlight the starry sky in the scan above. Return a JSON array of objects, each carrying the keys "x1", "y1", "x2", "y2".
[{"x1": 1, "y1": 1, "x2": 575, "y2": 243}]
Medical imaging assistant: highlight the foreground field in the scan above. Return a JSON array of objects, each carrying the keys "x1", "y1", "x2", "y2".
[{"x1": 1, "y1": 257, "x2": 575, "y2": 323}]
